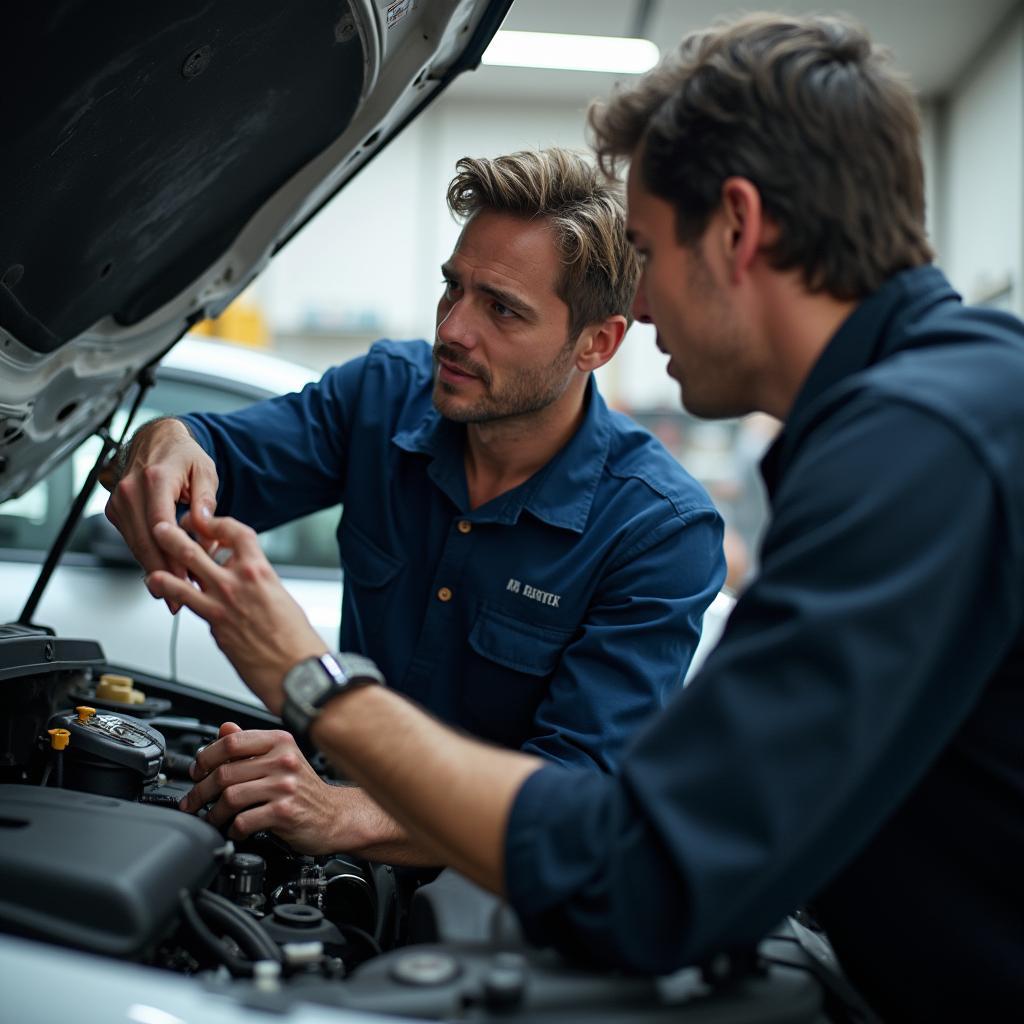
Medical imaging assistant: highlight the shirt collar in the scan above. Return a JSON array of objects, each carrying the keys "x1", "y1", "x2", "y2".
[
  {"x1": 760, "y1": 264, "x2": 958, "y2": 494},
  {"x1": 391, "y1": 411, "x2": 469, "y2": 510},
  {"x1": 391, "y1": 376, "x2": 611, "y2": 533}
]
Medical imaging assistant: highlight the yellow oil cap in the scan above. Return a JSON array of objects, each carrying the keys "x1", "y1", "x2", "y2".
[
  {"x1": 47, "y1": 728, "x2": 70, "y2": 751},
  {"x1": 95, "y1": 673, "x2": 146, "y2": 705},
  {"x1": 76, "y1": 706, "x2": 97, "y2": 724}
]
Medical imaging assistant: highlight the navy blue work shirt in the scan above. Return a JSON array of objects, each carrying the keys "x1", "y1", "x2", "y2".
[
  {"x1": 181, "y1": 340, "x2": 725, "y2": 773},
  {"x1": 505, "y1": 266, "x2": 1024, "y2": 1019}
]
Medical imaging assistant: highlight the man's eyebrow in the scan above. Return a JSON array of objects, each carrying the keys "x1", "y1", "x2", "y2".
[
  {"x1": 478, "y1": 282, "x2": 537, "y2": 320},
  {"x1": 440, "y1": 262, "x2": 539, "y2": 320}
]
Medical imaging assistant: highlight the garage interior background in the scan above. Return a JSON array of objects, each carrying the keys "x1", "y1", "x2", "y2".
[{"x1": 202, "y1": 0, "x2": 1024, "y2": 576}]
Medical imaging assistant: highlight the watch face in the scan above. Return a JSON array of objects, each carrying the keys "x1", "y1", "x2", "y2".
[{"x1": 289, "y1": 662, "x2": 329, "y2": 706}]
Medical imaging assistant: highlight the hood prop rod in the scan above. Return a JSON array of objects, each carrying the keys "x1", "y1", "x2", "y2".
[{"x1": 18, "y1": 367, "x2": 157, "y2": 626}]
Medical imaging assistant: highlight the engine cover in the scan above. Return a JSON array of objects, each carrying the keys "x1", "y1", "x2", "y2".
[{"x1": 0, "y1": 785, "x2": 222, "y2": 958}]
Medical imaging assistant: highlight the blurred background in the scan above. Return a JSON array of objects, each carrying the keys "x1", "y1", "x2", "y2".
[{"x1": 200, "y1": 0, "x2": 1024, "y2": 588}]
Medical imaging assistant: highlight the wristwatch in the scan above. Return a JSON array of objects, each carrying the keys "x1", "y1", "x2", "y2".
[{"x1": 281, "y1": 652, "x2": 385, "y2": 745}]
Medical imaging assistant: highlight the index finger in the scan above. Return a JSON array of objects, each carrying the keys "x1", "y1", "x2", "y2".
[
  {"x1": 151, "y1": 520, "x2": 228, "y2": 592},
  {"x1": 106, "y1": 475, "x2": 179, "y2": 582},
  {"x1": 191, "y1": 728, "x2": 280, "y2": 779},
  {"x1": 144, "y1": 466, "x2": 187, "y2": 555},
  {"x1": 194, "y1": 514, "x2": 265, "y2": 560}
]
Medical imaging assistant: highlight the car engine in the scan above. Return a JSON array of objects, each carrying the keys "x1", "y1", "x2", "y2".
[
  {"x1": 0, "y1": 625, "x2": 400, "y2": 978},
  {"x1": 0, "y1": 623, "x2": 852, "y2": 1023}
]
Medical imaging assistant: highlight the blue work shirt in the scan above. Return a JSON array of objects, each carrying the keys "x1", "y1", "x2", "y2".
[
  {"x1": 505, "y1": 266, "x2": 1024, "y2": 1019},
  {"x1": 182, "y1": 340, "x2": 725, "y2": 772}
]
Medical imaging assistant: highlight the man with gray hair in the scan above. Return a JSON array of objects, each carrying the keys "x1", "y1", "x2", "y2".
[
  {"x1": 107, "y1": 147, "x2": 725, "y2": 864},
  {"x1": 144, "y1": 14, "x2": 1024, "y2": 1018}
]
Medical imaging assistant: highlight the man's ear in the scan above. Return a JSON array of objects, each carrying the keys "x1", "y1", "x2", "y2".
[
  {"x1": 718, "y1": 176, "x2": 769, "y2": 283},
  {"x1": 575, "y1": 315, "x2": 628, "y2": 372}
]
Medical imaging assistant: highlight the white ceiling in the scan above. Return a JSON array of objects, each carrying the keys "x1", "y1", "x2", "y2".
[{"x1": 447, "y1": 0, "x2": 1021, "y2": 103}]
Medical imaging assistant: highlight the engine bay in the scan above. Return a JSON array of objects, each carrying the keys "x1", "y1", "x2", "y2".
[{"x1": 0, "y1": 624, "x2": 848, "y2": 1023}]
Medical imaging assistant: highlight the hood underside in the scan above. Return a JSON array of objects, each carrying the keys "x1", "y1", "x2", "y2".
[{"x1": 0, "y1": 0, "x2": 510, "y2": 503}]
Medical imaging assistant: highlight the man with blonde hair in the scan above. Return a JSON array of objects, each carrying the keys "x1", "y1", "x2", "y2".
[{"x1": 108, "y1": 147, "x2": 725, "y2": 864}]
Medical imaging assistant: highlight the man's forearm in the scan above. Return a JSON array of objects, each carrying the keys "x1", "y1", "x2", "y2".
[
  {"x1": 311, "y1": 686, "x2": 544, "y2": 894},
  {"x1": 330, "y1": 784, "x2": 448, "y2": 866}
]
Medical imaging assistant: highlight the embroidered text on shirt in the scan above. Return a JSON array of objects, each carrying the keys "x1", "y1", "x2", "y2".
[{"x1": 506, "y1": 578, "x2": 561, "y2": 607}]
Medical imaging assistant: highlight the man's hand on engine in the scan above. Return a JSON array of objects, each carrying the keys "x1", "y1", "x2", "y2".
[
  {"x1": 181, "y1": 723, "x2": 426, "y2": 860},
  {"x1": 181, "y1": 723, "x2": 344, "y2": 852}
]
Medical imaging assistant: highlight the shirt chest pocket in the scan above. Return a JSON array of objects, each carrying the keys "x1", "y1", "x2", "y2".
[
  {"x1": 462, "y1": 607, "x2": 575, "y2": 748},
  {"x1": 468, "y1": 606, "x2": 574, "y2": 677},
  {"x1": 339, "y1": 520, "x2": 404, "y2": 589}
]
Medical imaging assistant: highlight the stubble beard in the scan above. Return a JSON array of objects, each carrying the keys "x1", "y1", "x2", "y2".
[
  {"x1": 676, "y1": 318, "x2": 755, "y2": 421},
  {"x1": 432, "y1": 340, "x2": 578, "y2": 424},
  {"x1": 672, "y1": 247, "x2": 755, "y2": 421}
]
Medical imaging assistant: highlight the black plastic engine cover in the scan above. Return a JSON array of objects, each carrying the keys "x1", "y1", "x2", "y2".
[{"x1": 0, "y1": 784, "x2": 222, "y2": 957}]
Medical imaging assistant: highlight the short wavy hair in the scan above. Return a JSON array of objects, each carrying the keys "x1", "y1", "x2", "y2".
[
  {"x1": 446, "y1": 148, "x2": 640, "y2": 340},
  {"x1": 589, "y1": 13, "x2": 933, "y2": 299}
]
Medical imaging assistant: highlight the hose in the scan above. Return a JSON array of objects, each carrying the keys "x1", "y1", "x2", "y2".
[
  {"x1": 197, "y1": 889, "x2": 283, "y2": 964},
  {"x1": 335, "y1": 922, "x2": 382, "y2": 959},
  {"x1": 179, "y1": 889, "x2": 283, "y2": 976}
]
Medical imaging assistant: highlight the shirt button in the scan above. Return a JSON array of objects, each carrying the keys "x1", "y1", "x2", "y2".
[
  {"x1": 437, "y1": 586, "x2": 453, "y2": 602},
  {"x1": 457, "y1": 520, "x2": 472, "y2": 534}
]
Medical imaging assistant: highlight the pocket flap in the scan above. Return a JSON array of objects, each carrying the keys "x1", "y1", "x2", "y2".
[
  {"x1": 339, "y1": 520, "x2": 403, "y2": 588},
  {"x1": 468, "y1": 607, "x2": 573, "y2": 677}
]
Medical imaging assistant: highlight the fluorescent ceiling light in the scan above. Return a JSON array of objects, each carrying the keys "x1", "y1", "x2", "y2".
[{"x1": 482, "y1": 30, "x2": 660, "y2": 75}]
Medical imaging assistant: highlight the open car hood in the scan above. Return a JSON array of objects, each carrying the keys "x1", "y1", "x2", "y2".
[{"x1": 0, "y1": 0, "x2": 512, "y2": 504}]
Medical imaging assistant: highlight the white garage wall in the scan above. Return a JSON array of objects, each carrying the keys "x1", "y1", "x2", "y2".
[
  {"x1": 918, "y1": 101, "x2": 940, "y2": 251},
  {"x1": 936, "y1": 9, "x2": 1024, "y2": 313},
  {"x1": 256, "y1": 116, "x2": 432, "y2": 340}
]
